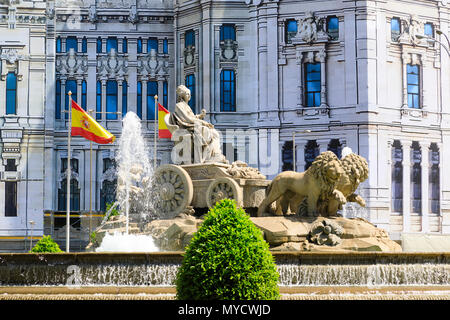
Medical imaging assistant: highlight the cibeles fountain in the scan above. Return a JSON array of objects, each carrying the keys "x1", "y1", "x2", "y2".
[{"x1": 89, "y1": 84, "x2": 400, "y2": 253}]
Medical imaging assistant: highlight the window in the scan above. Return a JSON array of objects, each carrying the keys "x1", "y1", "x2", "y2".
[
  {"x1": 328, "y1": 139, "x2": 342, "y2": 159},
  {"x1": 429, "y1": 143, "x2": 440, "y2": 214},
  {"x1": 392, "y1": 140, "x2": 403, "y2": 213},
  {"x1": 6, "y1": 72, "x2": 17, "y2": 115},
  {"x1": 107, "y1": 37, "x2": 118, "y2": 53},
  {"x1": 96, "y1": 37, "x2": 102, "y2": 53},
  {"x1": 185, "y1": 74, "x2": 195, "y2": 112},
  {"x1": 82, "y1": 37, "x2": 87, "y2": 53},
  {"x1": 56, "y1": 37, "x2": 62, "y2": 53},
  {"x1": 407, "y1": 64, "x2": 420, "y2": 109},
  {"x1": 327, "y1": 16, "x2": 339, "y2": 40},
  {"x1": 285, "y1": 19, "x2": 297, "y2": 43},
  {"x1": 55, "y1": 80, "x2": 61, "y2": 119},
  {"x1": 304, "y1": 63, "x2": 321, "y2": 107},
  {"x1": 391, "y1": 17, "x2": 401, "y2": 42},
  {"x1": 163, "y1": 81, "x2": 168, "y2": 109},
  {"x1": 411, "y1": 142, "x2": 422, "y2": 214},
  {"x1": 5, "y1": 159, "x2": 16, "y2": 172},
  {"x1": 304, "y1": 140, "x2": 320, "y2": 170},
  {"x1": 185, "y1": 30, "x2": 195, "y2": 47},
  {"x1": 147, "y1": 37, "x2": 158, "y2": 53},
  {"x1": 96, "y1": 80, "x2": 102, "y2": 120},
  {"x1": 163, "y1": 39, "x2": 168, "y2": 54},
  {"x1": 100, "y1": 159, "x2": 117, "y2": 212},
  {"x1": 282, "y1": 141, "x2": 293, "y2": 171},
  {"x1": 65, "y1": 80, "x2": 77, "y2": 120},
  {"x1": 137, "y1": 37, "x2": 143, "y2": 54},
  {"x1": 424, "y1": 23, "x2": 434, "y2": 38},
  {"x1": 220, "y1": 69, "x2": 236, "y2": 112},
  {"x1": 66, "y1": 36, "x2": 78, "y2": 52},
  {"x1": 106, "y1": 80, "x2": 118, "y2": 120},
  {"x1": 123, "y1": 38, "x2": 128, "y2": 53},
  {"x1": 82, "y1": 80, "x2": 87, "y2": 109},
  {"x1": 58, "y1": 179, "x2": 80, "y2": 212},
  {"x1": 122, "y1": 80, "x2": 128, "y2": 115},
  {"x1": 220, "y1": 24, "x2": 236, "y2": 41},
  {"x1": 137, "y1": 81, "x2": 142, "y2": 119},
  {"x1": 5, "y1": 181, "x2": 17, "y2": 217},
  {"x1": 61, "y1": 158, "x2": 79, "y2": 174},
  {"x1": 147, "y1": 81, "x2": 158, "y2": 120}
]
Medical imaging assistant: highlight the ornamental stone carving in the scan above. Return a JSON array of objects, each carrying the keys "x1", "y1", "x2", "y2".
[
  {"x1": 88, "y1": 5, "x2": 97, "y2": 23},
  {"x1": 97, "y1": 49, "x2": 128, "y2": 79},
  {"x1": 56, "y1": 49, "x2": 88, "y2": 78},
  {"x1": 298, "y1": 12, "x2": 319, "y2": 44},
  {"x1": 399, "y1": 15, "x2": 425, "y2": 46},
  {"x1": 128, "y1": 5, "x2": 138, "y2": 24},
  {"x1": 220, "y1": 39, "x2": 238, "y2": 62},
  {"x1": 137, "y1": 50, "x2": 169, "y2": 78},
  {"x1": 184, "y1": 46, "x2": 195, "y2": 67},
  {"x1": 308, "y1": 219, "x2": 344, "y2": 246},
  {"x1": 0, "y1": 48, "x2": 26, "y2": 65}
]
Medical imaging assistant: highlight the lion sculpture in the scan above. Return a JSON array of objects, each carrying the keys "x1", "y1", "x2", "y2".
[{"x1": 257, "y1": 151, "x2": 346, "y2": 217}]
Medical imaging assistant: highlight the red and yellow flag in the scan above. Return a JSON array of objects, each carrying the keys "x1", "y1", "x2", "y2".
[
  {"x1": 158, "y1": 103, "x2": 172, "y2": 139},
  {"x1": 71, "y1": 100, "x2": 115, "y2": 144}
]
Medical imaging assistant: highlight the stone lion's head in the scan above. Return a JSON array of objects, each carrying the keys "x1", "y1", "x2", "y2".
[
  {"x1": 307, "y1": 151, "x2": 345, "y2": 196},
  {"x1": 341, "y1": 153, "x2": 369, "y2": 186}
]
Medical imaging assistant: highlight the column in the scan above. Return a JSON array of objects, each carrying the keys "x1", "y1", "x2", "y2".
[
  {"x1": 76, "y1": 79, "x2": 82, "y2": 105},
  {"x1": 401, "y1": 140, "x2": 412, "y2": 232},
  {"x1": 118, "y1": 80, "x2": 123, "y2": 117},
  {"x1": 60, "y1": 79, "x2": 66, "y2": 120},
  {"x1": 318, "y1": 49, "x2": 328, "y2": 108},
  {"x1": 420, "y1": 141, "x2": 430, "y2": 233},
  {"x1": 295, "y1": 49, "x2": 304, "y2": 108},
  {"x1": 318, "y1": 139, "x2": 329, "y2": 154},
  {"x1": 295, "y1": 141, "x2": 306, "y2": 172}
]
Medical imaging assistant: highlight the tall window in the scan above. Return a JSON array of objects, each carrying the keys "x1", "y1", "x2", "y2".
[
  {"x1": 122, "y1": 80, "x2": 128, "y2": 115},
  {"x1": 100, "y1": 159, "x2": 117, "y2": 212},
  {"x1": 407, "y1": 64, "x2": 420, "y2": 109},
  {"x1": 304, "y1": 63, "x2": 321, "y2": 107},
  {"x1": 65, "y1": 80, "x2": 77, "y2": 119},
  {"x1": 147, "y1": 37, "x2": 158, "y2": 53},
  {"x1": 424, "y1": 23, "x2": 434, "y2": 38},
  {"x1": 56, "y1": 37, "x2": 62, "y2": 53},
  {"x1": 185, "y1": 74, "x2": 195, "y2": 112},
  {"x1": 163, "y1": 81, "x2": 168, "y2": 109},
  {"x1": 58, "y1": 159, "x2": 80, "y2": 212},
  {"x1": 220, "y1": 24, "x2": 236, "y2": 41},
  {"x1": 163, "y1": 39, "x2": 168, "y2": 54},
  {"x1": 328, "y1": 139, "x2": 342, "y2": 159},
  {"x1": 82, "y1": 80, "x2": 87, "y2": 109},
  {"x1": 391, "y1": 17, "x2": 401, "y2": 42},
  {"x1": 55, "y1": 79, "x2": 61, "y2": 119},
  {"x1": 66, "y1": 36, "x2": 78, "y2": 52},
  {"x1": 106, "y1": 80, "x2": 118, "y2": 120},
  {"x1": 106, "y1": 37, "x2": 118, "y2": 53},
  {"x1": 304, "y1": 140, "x2": 320, "y2": 170},
  {"x1": 429, "y1": 143, "x2": 440, "y2": 214},
  {"x1": 392, "y1": 140, "x2": 403, "y2": 213},
  {"x1": 327, "y1": 16, "x2": 339, "y2": 40},
  {"x1": 5, "y1": 181, "x2": 17, "y2": 217},
  {"x1": 282, "y1": 141, "x2": 293, "y2": 171},
  {"x1": 185, "y1": 30, "x2": 195, "y2": 47},
  {"x1": 147, "y1": 81, "x2": 158, "y2": 120},
  {"x1": 96, "y1": 37, "x2": 102, "y2": 53},
  {"x1": 81, "y1": 37, "x2": 87, "y2": 53},
  {"x1": 285, "y1": 19, "x2": 297, "y2": 43},
  {"x1": 137, "y1": 37, "x2": 143, "y2": 54},
  {"x1": 220, "y1": 69, "x2": 236, "y2": 112},
  {"x1": 137, "y1": 81, "x2": 142, "y2": 119},
  {"x1": 96, "y1": 80, "x2": 102, "y2": 120},
  {"x1": 6, "y1": 72, "x2": 17, "y2": 115},
  {"x1": 122, "y1": 38, "x2": 128, "y2": 53},
  {"x1": 411, "y1": 141, "x2": 422, "y2": 214}
]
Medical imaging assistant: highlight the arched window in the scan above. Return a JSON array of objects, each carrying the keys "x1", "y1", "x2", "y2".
[
  {"x1": 96, "y1": 80, "x2": 102, "y2": 120},
  {"x1": 147, "y1": 37, "x2": 158, "y2": 53},
  {"x1": 6, "y1": 72, "x2": 17, "y2": 115},
  {"x1": 55, "y1": 79, "x2": 61, "y2": 119},
  {"x1": 58, "y1": 159, "x2": 80, "y2": 212},
  {"x1": 185, "y1": 74, "x2": 195, "y2": 112},
  {"x1": 106, "y1": 80, "x2": 118, "y2": 120},
  {"x1": 122, "y1": 80, "x2": 128, "y2": 115},
  {"x1": 100, "y1": 158, "x2": 117, "y2": 212},
  {"x1": 137, "y1": 81, "x2": 142, "y2": 119},
  {"x1": 56, "y1": 37, "x2": 62, "y2": 53},
  {"x1": 65, "y1": 80, "x2": 77, "y2": 119},
  {"x1": 66, "y1": 36, "x2": 78, "y2": 52},
  {"x1": 392, "y1": 140, "x2": 403, "y2": 213},
  {"x1": 220, "y1": 69, "x2": 236, "y2": 112},
  {"x1": 147, "y1": 81, "x2": 158, "y2": 120},
  {"x1": 411, "y1": 141, "x2": 422, "y2": 214},
  {"x1": 304, "y1": 140, "x2": 320, "y2": 170},
  {"x1": 429, "y1": 143, "x2": 440, "y2": 214},
  {"x1": 282, "y1": 141, "x2": 293, "y2": 171},
  {"x1": 328, "y1": 139, "x2": 342, "y2": 159}
]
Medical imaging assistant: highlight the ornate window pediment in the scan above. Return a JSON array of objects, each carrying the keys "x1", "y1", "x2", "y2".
[
  {"x1": 137, "y1": 50, "x2": 169, "y2": 79},
  {"x1": 56, "y1": 49, "x2": 88, "y2": 78},
  {"x1": 97, "y1": 49, "x2": 128, "y2": 80}
]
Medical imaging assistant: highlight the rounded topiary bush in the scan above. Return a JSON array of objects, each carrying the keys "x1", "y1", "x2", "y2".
[
  {"x1": 175, "y1": 199, "x2": 279, "y2": 300},
  {"x1": 31, "y1": 235, "x2": 63, "y2": 253}
]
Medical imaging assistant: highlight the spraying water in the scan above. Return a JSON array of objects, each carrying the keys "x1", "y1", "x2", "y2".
[{"x1": 96, "y1": 232, "x2": 159, "y2": 252}]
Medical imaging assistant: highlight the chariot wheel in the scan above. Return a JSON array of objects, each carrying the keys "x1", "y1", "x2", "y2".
[
  {"x1": 206, "y1": 177, "x2": 243, "y2": 208},
  {"x1": 154, "y1": 164, "x2": 193, "y2": 218}
]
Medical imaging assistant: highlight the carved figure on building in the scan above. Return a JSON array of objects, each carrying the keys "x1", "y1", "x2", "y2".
[
  {"x1": 298, "y1": 11, "x2": 319, "y2": 43},
  {"x1": 165, "y1": 85, "x2": 228, "y2": 164},
  {"x1": 128, "y1": 5, "x2": 138, "y2": 24},
  {"x1": 88, "y1": 5, "x2": 97, "y2": 24},
  {"x1": 400, "y1": 15, "x2": 424, "y2": 46}
]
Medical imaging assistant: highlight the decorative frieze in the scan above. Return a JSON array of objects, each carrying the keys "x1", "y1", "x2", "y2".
[
  {"x1": 97, "y1": 49, "x2": 128, "y2": 80},
  {"x1": 137, "y1": 50, "x2": 169, "y2": 79},
  {"x1": 56, "y1": 49, "x2": 88, "y2": 78}
]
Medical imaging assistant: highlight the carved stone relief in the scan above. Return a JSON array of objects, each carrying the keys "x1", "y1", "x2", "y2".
[
  {"x1": 56, "y1": 49, "x2": 88, "y2": 78},
  {"x1": 97, "y1": 49, "x2": 128, "y2": 80},
  {"x1": 137, "y1": 50, "x2": 169, "y2": 79}
]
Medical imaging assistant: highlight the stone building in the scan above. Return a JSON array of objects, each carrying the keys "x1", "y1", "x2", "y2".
[{"x1": 0, "y1": 0, "x2": 449, "y2": 251}]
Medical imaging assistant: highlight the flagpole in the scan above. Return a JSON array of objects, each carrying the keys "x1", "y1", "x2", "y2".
[
  {"x1": 88, "y1": 110, "x2": 93, "y2": 238},
  {"x1": 154, "y1": 95, "x2": 158, "y2": 170},
  {"x1": 66, "y1": 91, "x2": 72, "y2": 253}
]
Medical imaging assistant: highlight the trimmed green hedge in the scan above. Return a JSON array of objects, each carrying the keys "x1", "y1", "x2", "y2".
[
  {"x1": 176, "y1": 199, "x2": 279, "y2": 300},
  {"x1": 31, "y1": 235, "x2": 63, "y2": 253}
]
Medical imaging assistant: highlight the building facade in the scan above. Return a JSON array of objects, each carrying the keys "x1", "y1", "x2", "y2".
[{"x1": 0, "y1": 0, "x2": 449, "y2": 251}]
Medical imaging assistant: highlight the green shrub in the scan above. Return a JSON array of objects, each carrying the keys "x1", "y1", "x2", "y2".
[
  {"x1": 175, "y1": 199, "x2": 279, "y2": 300},
  {"x1": 106, "y1": 202, "x2": 119, "y2": 220},
  {"x1": 31, "y1": 235, "x2": 63, "y2": 253}
]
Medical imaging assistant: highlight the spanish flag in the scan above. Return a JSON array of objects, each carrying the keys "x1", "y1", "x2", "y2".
[
  {"x1": 71, "y1": 100, "x2": 115, "y2": 144},
  {"x1": 158, "y1": 103, "x2": 172, "y2": 139}
]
